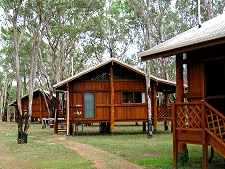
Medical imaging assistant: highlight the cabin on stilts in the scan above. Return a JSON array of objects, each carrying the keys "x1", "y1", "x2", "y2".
[
  {"x1": 53, "y1": 58, "x2": 178, "y2": 135},
  {"x1": 9, "y1": 89, "x2": 53, "y2": 123},
  {"x1": 138, "y1": 13, "x2": 225, "y2": 169}
]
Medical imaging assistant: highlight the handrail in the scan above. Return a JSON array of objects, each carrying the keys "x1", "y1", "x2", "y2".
[
  {"x1": 173, "y1": 101, "x2": 203, "y2": 130},
  {"x1": 173, "y1": 101, "x2": 225, "y2": 142},
  {"x1": 204, "y1": 101, "x2": 225, "y2": 120},
  {"x1": 173, "y1": 100, "x2": 225, "y2": 168},
  {"x1": 204, "y1": 101, "x2": 225, "y2": 141}
]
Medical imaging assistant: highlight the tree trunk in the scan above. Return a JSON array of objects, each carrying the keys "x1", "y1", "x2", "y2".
[
  {"x1": 2, "y1": 82, "x2": 12, "y2": 121},
  {"x1": 24, "y1": 2, "x2": 47, "y2": 135},
  {"x1": 146, "y1": 61, "x2": 153, "y2": 138},
  {"x1": 1, "y1": 85, "x2": 6, "y2": 121},
  {"x1": 12, "y1": 0, "x2": 29, "y2": 144}
]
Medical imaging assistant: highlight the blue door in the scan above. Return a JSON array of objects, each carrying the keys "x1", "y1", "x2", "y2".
[{"x1": 84, "y1": 93, "x2": 94, "y2": 118}]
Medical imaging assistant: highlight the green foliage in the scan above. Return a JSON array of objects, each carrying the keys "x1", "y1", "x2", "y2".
[{"x1": 1, "y1": 0, "x2": 224, "y2": 100}]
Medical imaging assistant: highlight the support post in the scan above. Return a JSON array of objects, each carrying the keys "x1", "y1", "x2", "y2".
[
  {"x1": 164, "y1": 93, "x2": 169, "y2": 131},
  {"x1": 110, "y1": 63, "x2": 115, "y2": 134},
  {"x1": 153, "y1": 82, "x2": 157, "y2": 132},
  {"x1": 175, "y1": 53, "x2": 188, "y2": 164},
  {"x1": 201, "y1": 100, "x2": 208, "y2": 169},
  {"x1": 172, "y1": 102, "x2": 178, "y2": 168},
  {"x1": 39, "y1": 92, "x2": 42, "y2": 121},
  {"x1": 143, "y1": 122, "x2": 146, "y2": 131}
]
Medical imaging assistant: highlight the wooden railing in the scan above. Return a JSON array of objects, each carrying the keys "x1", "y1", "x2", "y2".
[
  {"x1": 204, "y1": 102, "x2": 225, "y2": 142},
  {"x1": 173, "y1": 102, "x2": 204, "y2": 132},
  {"x1": 173, "y1": 101, "x2": 225, "y2": 168},
  {"x1": 157, "y1": 106, "x2": 172, "y2": 121},
  {"x1": 173, "y1": 101, "x2": 225, "y2": 139}
]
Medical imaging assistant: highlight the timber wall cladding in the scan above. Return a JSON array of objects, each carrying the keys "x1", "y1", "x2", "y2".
[
  {"x1": 71, "y1": 81, "x2": 110, "y2": 91},
  {"x1": 187, "y1": 58, "x2": 203, "y2": 102},
  {"x1": 69, "y1": 79, "x2": 147, "y2": 122},
  {"x1": 114, "y1": 81, "x2": 146, "y2": 90},
  {"x1": 114, "y1": 106, "x2": 147, "y2": 120},
  {"x1": 20, "y1": 97, "x2": 52, "y2": 118}
]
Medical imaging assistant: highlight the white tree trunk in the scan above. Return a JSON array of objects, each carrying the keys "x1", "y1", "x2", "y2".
[{"x1": 146, "y1": 60, "x2": 153, "y2": 138}]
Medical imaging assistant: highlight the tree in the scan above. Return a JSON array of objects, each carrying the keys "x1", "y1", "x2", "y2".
[
  {"x1": 2, "y1": 0, "x2": 50, "y2": 143},
  {"x1": 24, "y1": 1, "x2": 53, "y2": 136},
  {"x1": 175, "y1": 0, "x2": 225, "y2": 27},
  {"x1": 11, "y1": 0, "x2": 28, "y2": 143}
]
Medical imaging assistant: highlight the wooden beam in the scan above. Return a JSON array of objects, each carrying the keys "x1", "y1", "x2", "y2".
[
  {"x1": 202, "y1": 101, "x2": 208, "y2": 169},
  {"x1": 172, "y1": 102, "x2": 178, "y2": 169},
  {"x1": 110, "y1": 64, "x2": 115, "y2": 134},
  {"x1": 152, "y1": 82, "x2": 157, "y2": 132},
  {"x1": 39, "y1": 92, "x2": 42, "y2": 120},
  {"x1": 175, "y1": 53, "x2": 188, "y2": 160},
  {"x1": 176, "y1": 53, "x2": 184, "y2": 102},
  {"x1": 164, "y1": 93, "x2": 169, "y2": 131}
]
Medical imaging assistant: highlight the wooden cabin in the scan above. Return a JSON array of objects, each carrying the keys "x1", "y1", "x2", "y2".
[
  {"x1": 53, "y1": 58, "x2": 177, "y2": 135},
  {"x1": 9, "y1": 89, "x2": 53, "y2": 122},
  {"x1": 138, "y1": 13, "x2": 225, "y2": 169}
]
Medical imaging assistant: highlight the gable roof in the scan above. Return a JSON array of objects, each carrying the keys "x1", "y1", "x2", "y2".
[
  {"x1": 9, "y1": 89, "x2": 51, "y2": 106},
  {"x1": 53, "y1": 58, "x2": 177, "y2": 89},
  {"x1": 138, "y1": 13, "x2": 225, "y2": 60}
]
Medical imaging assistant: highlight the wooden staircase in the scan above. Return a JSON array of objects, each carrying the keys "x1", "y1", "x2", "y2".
[
  {"x1": 205, "y1": 102, "x2": 225, "y2": 158},
  {"x1": 172, "y1": 101, "x2": 225, "y2": 168}
]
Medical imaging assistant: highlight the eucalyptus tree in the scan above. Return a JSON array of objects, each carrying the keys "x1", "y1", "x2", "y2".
[
  {"x1": 125, "y1": 0, "x2": 179, "y2": 81},
  {"x1": 0, "y1": 28, "x2": 16, "y2": 121},
  {"x1": 103, "y1": 0, "x2": 139, "y2": 61},
  {"x1": 10, "y1": 0, "x2": 28, "y2": 143},
  {"x1": 42, "y1": 0, "x2": 106, "y2": 83},
  {"x1": 175, "y1": 0, "x2": 225, "y2": 28},
  {"x1": 1, "y1": 0, "x2": 54, "y2": 143},
  {"x1": 123, "y1": 0, "x2": 154, "y2": 137}
]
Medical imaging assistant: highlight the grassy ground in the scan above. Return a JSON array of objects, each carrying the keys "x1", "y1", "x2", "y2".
[{"x1": 0, "y1": 120, "x2": 225, "y2": 169}]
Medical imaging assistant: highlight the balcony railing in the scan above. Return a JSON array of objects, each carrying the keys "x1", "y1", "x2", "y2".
[{"x1": 156, "y1": 106, "x2": 172, "y2": 121}]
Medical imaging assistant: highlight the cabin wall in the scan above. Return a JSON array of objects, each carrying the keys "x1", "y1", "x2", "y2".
[
  {"x1": 20, "y1": 96, "x2": 52, "y2": 120},
  {"x1": 186, "y1": 59, "x2": 203, "y2": 102},
  {"x1": 69, "y1": 80, "x2": 147, "y2": 123},
  {"x1": 182, "y1": 51, "x2": 225, "y2": 120},
  {"x1": 186, "y1": 44, "x2": 225, "y2": 104}
]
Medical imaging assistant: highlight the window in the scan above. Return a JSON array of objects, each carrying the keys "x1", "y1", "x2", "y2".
[
  {"x1": 122, "y1": 92, "x2": 145, "y2": 103},
  {"x1": 84, "y1": 93, "x2": 94, "y2": 118}
]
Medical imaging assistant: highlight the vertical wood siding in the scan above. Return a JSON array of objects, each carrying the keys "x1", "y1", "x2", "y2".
[{"x1": 70, "y1": 80, "x2": 147, "y2": 122}]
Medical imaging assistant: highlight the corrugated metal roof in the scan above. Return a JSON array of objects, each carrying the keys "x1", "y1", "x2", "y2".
[
  {"x1": 53, "y1": 58, "x2": 177, "y2": 88},
  {"x1": 137, "y1": 13, "x2": 225, "y2": 59}
]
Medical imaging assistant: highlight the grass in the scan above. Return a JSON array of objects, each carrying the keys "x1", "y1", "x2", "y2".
[
  {"x1": 0, "y1": 121, "x2": 94, "y2": 169},
  {"x1": 0, "y1": 120, "x2": 225, "y2": 169}
]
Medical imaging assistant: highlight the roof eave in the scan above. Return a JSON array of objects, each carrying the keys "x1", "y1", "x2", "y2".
[{"x1": 140, "y1": 37, "x2": 225, "y2": 61}]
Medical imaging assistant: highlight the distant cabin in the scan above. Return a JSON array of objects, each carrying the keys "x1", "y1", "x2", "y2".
[
  {"x1": 9, "y1": 89, "x2": 53, "y2": 122},
  {"x1": 53, "y1": 58, "x2": 177, "y2": 134}
]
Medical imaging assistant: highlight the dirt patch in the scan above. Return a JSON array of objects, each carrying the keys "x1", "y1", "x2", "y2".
[{"x1": 52, "y1": 137, "x2": 142, "y2": 169}]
